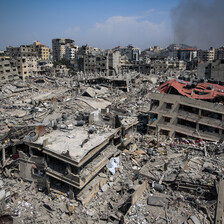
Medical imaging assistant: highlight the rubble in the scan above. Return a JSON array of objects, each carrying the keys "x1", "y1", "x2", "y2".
[{"x1": 0, "y1": 71, "x2": 224, "y2": 223}]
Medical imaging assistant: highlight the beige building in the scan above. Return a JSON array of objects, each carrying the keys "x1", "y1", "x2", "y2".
[
  {"x1": 0, "y1": 56, "x2": 19, "y2": 82},
  {"x1": 7, "y1": 42, "x2": 49, "y2": 60},
  {"x1": 33, "y1": 41, "x2": 49, "y2": 60},
  {"x1": 16, "y1": 57, "x2": 41, "y2": 80}
]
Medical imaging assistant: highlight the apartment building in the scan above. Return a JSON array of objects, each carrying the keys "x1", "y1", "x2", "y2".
[
  {"x1": 65, "y1": 44, "x2": 78, "y2": 61},
  {"x1": 198, "y1": 59, "x2": 224, "y2": 82},
  {"x1": 177, "y1": 48, "x2": 197, "y2": 62},
  {"x1": 215, "y1": 46, "x2": 224, "y2": 60},
  {"x1": 52, "y1": 38, "x2": 76, "y2": 61},
  {"x1": 33, "y1": 41, "x2": 49, "y2": 60},
  {"x1": 7, "y1": 45, "x2": 37, "y2": 58},
  {"x1": 198, "y1": 47, "x2": 215, "y2": 62},
  {"x1": 0, "y1": 57, "x2": 19, "y2": 82},
  {"x1": 7, "y1": 42, "x2": 49, "y2": 60},
  {"x1": 148, "y1": 93, "x2": 224, "y2": 141},
  {"x1": 118, "y1": 45, "x2": 141, "y2": 63},
  {"x1": 17, "y1": 112, "x2": 137, "y2": 198},
  {"x1": 80, "y1": 50, "x2": 121, "y2": 76},
  {"x1": 16, "y1": 57, "x2": 41, "y2": 80}
]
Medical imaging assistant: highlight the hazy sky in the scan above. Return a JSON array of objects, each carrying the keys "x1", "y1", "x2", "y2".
[{"x1": 0, "y1": 0, "x2": 223, "y2": 50}]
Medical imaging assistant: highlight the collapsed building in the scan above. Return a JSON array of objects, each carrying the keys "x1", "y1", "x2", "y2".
[
  {"x1": 0, "y1": 77, "x2": 138, "y2": 205},
  {"x1": 148, "y1": 79, "x2": 224, "y2": 141},
  {"x1": 0, "y1": 68, "x2": 224, "y2": 223},
  {"x1": 17, "y1": 111, "x2": 137, "y2": 200}
]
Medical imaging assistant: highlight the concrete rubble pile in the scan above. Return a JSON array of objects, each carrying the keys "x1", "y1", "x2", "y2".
[{"x1": 0, "y1": 71, "x2": 224, "y2": 223}]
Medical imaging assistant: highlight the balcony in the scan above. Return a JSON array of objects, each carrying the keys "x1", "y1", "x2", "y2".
[
  {"x1": 177, "y1": 110, "x2": 199, "y2": 122},
  {"x1": 46, "y1": 168, "x2": 81, "y2": 188}
]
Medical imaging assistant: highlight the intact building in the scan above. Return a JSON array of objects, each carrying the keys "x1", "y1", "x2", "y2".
[{"x1": 65, "y1": 44, "x2": 78, "y2": 61}]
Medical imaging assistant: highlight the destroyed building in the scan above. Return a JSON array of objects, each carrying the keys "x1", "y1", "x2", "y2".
[
  {"x1": 148, "y1": 92, "x2": 224, "y2": 141},
  {"x1": 148, "y1": 79, "x2": 224, "y2": 141},
  {"x1": 77, "y1": 49, "x2": 121, "y2": 76},
  {"x1": 198, "y1": 59, "x2": 224, "y2": 82},
  {"x1": 0, "y1": 56, "x2": 19, "y2": 82},
  {"x1": 6, "y1": 42, "x2": 49, "y2": 60},
  {"x1": 17, "y1": 112, "x2": 137, "y2": 198},
  {"x1": 1, "y1": 39, "x2": 224, "y2": 223},
  {"x1": 52, "y1": 38, "x2": 76, "y2": 61}
]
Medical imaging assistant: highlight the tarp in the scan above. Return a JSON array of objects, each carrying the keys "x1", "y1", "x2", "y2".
[{"x1": 158, "y1": 79, "x2": 224, "y2": 100}]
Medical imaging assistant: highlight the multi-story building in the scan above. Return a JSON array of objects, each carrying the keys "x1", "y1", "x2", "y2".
[
  {"x1": 118, "y1": 45, "x2": 141, "y2": 63},
  {"x1": 198, "y1": 59, "x2": 224, "y2": 82},
  {"x1": 177, "y1": 48, "x2": 197, "y2": 62},
  {"x1": 198, "y1": 47, "x2": 215, "y2": 62},
  {"x1": 215, "y1": 46, "x2": 224, "y2": 60},
  {"x1": 7, "y1": 45, "x2": 37, "y2": 58},
  {"x1": 65, "y1": 44, "x2": 78, "y2": 61},
  {"x1": 52, "y1": 38, "x2": 76, "y2": 61},
  {"x1": 108, "y1": 50, "x2": 120, "y2": 75},
  {"x1": 7, "y1": 42, "x2": 49, "y2": 60},
  {"x1": 79, "y1": 50, "x2": 121, "y2": 76},
  {"x1": 15, "y1": 111, "x2": 137, "y2": 199},
  {"x1": 16, "y1": 57, "x2": 41, "y2": 80},
  {"x1": 148, "y1": 92, "x2": 224, "y2": 142},
  {"x1": 0, "y1": 56, "x2": 19, "y2": 82},
  {"x1": 33, "y1": 41, "x2": 49, "y2": 60},
  {"x1": 77, "y1": 45, "x2": 99, "y2": 56}
]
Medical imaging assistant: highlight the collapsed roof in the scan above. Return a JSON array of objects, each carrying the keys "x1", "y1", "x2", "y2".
[{"x1": 158, "y1": 79, "x2": 224, "y2": 101}]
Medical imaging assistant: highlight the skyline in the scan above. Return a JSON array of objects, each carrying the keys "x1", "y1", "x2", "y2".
[{"x1": 0, "y1": 0, "x2": 223, "y2": 50}]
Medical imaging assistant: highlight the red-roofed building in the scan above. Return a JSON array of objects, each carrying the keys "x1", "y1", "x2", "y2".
[{"x1": 158, "y1": 79, "x2": 224, "y2": 102}]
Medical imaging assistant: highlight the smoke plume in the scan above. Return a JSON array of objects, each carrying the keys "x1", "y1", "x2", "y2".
[{"x1": 171, "y1": 0, "x2": 224, "y2": 49}]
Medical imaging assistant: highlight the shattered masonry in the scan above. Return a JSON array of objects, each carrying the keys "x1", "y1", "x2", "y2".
[{"x1": 0, "y1": 62, "x2": 224, "y2": 223}]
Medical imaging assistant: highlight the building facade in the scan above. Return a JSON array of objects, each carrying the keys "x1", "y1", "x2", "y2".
[
  {"x1": 7, "y1": 42, "x2": 49, "y2": 60},
  {"x1": 198, "y1": 47, "x2": 215, "y2": 62},
  {"x1": 33, "y1": 41, "x2": 49, "y2": 60},
  {"x1": 148, "y1": 93, "x2": 224, "y2": 141},
  {"x1": 118, "y1": 45, "x2": 141, "y2": 63},
  {"x1": 0, "y1": 56, "x2": 19, "y2": 82},
  {"x1": 79, "y1": 50, "x2": 121, "y2": 76},
  {"x1": 52, "y1": 38, "x2": 76, "y2": 61},
  {"x1": 177, "y1": 48, "x2": 197, "y2": 62},
  {"x1": 197, "y1": 59, "x2": 224, "y2": 82},
  {"x1": 16, "y1": 57, "x2": 41, "y2": 80}
]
